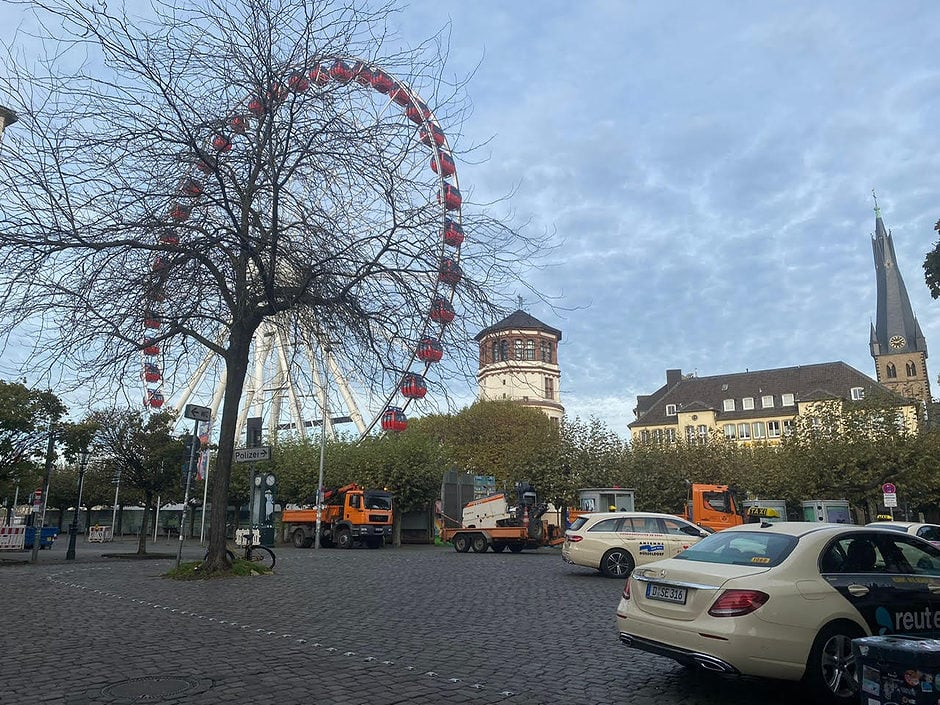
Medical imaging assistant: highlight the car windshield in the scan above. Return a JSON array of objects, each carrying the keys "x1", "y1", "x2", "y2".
[
  {"x1": 364, "y1": 493, "x2": 392, "y2": 510},
  {"x1": 673, "y1": 531, "x2": 798, "y2": 567}
]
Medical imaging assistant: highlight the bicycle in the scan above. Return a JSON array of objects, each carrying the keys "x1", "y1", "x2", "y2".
[{"x1": 205, "y1": 526, "x2": 276, "y2": 570}]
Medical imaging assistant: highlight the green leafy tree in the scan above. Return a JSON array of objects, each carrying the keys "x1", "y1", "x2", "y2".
[{"x1": 0, "y1": 380, "x2": 66, "y2": 499}]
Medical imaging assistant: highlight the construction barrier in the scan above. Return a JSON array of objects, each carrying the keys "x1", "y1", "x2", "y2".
[
  {"x1": 87, "y1": 525, "x2": 113, "y2": 543},
  {"x1": 0, "y1": 526, "x2": 26, "y2": 550}
]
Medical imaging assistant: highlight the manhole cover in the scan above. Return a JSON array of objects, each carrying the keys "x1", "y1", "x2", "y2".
[{"x1": 69, "y1": 676, "x2": 213, "y2": 704}]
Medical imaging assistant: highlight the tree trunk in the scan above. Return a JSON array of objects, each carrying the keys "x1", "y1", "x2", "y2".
[{"x1": 204, "y1": 330, "x2": 252, "y2": 571}]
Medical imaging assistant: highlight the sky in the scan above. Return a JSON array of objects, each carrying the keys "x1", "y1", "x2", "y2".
[{"x1": 2, "y1": 1, "x2": 940, "y2": 436}]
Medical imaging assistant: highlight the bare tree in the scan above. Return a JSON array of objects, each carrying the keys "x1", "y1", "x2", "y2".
[{"x1": 0, "y1": 0, "x2": 544, "y2": 570}]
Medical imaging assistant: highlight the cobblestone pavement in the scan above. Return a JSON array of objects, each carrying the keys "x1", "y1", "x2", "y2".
[{"x1": 0, "y1": 538, "x2": 807, "y2": 705}]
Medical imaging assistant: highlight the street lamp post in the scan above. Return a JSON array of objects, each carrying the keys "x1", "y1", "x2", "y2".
[{"x1": 65, "y1": 448, "x2": 91, "y2": 561}]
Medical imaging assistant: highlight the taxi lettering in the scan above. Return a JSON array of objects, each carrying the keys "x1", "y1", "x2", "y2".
[
  {"x1": 887, "y1": 607, "x2": 940, "y2": 632},
  {"x1": 639, "y1": 543, "x2": 665, "y2": 555}
]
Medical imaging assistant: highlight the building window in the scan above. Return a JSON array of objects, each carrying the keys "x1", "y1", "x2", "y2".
[
  {"x1": 781, "y1": 393, "x2": 795, "y2": 406},
  {"x1": 752, "y1": 422, "x2": 765, "y2": 439},
  {"x1": 887, "y1": 362, "x2": 897, "y2": 379},
  {"x1": 742, "y1": 397, "x2": 754, "y2": 410},
  {"x1": 697, "y1": 425, "x2": 708, "y2": 439},
  {"x1": 491, "y1": 342, "x2": 498, "y2": 363},
  {"x1": 685, "y1": 426, "x2": 695, "y2": 443},
  {"x1": 737, "y1": 423, "x2": 750, "y2": 439},
  {"x1": 665, "y1": 428, "x2": 676, "y2": 443},
  {"x1": 723, "y1": 398, "x2": 735, "y2": 412},
  {"x1": 514, "y1": 339, "x2": 523, "y2": 360},
  {"x1": 762, "y1": 395, "x2": 774, "y2": 408},
  {"x1": 499, "y1": 339, "x2": 509, "y2": 361},
  {"x1": 906, "y1": 361, "x2": 917, "y2": 377},
  {"x1": 850, "y1": 387, "x2": 864, "y2": 401},
  {"x1": 665, "y1": 404, "x2": 677, "y2": 416},
  {"x1": 783, "y1": 419, "x2": 793, "y2": 435},
  {"x1": 525, "y1": 339, "x2": 535, "y2": 360},
  {"x1": 723, "y1": 424, "x2": 736, "y2": 439},
  {"x1": 544, "y1": 377, "x2": 554, "y2": 400},
  {"x1": 640, "y1": 430, "x2": 650, "y2": 443},
  {"x1": 768, "y1": 420, "x2": 781, "y2": 438},
  {"x1": 540, "y1": 341, "x2": 552, "y2": 363}
]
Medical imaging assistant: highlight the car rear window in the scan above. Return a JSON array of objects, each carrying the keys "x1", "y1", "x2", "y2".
[
  {"x1": 918, "y1": 526, "x2": 940, "y2": 543},
  {"x1": 568, "y1": 517, "x2": 589, "y2": 531},
  {"x1": 673, "y1": 531, "x2": 798, "y2": 567}
]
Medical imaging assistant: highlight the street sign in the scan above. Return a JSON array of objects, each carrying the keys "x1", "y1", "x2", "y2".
[
  {"x1": 882, "y1": 482, "x2": 897, "y2": 494},
  {"x1": 884, "y1": 492, "x2": 898, "y2": 508},
  {"x1": 234, "y1": 446, "x2": 271, "y2": 463},
  {"x1": 184, "y1": 404, "x2": 211, "y2": 422}
]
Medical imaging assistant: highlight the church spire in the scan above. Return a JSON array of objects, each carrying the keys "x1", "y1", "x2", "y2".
[{"x1": 870, "y1": 197, "x2": 927, "y2": 358}]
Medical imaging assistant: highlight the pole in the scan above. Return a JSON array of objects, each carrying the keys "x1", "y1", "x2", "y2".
[
  {"x1": 111, "y1": 473, "x2": 120, "y2": 538},
  {"x1": 30, "y1": 422, "x2": 56, "y2": 564},
  {"x1": 65, "y1": 454, "x2": 89, "y2": 560},
  {"x1": 175, "y1": 419, "x2": 199, "y2": 568},
  {"x1": 7, "y1": 480, "x2": 19, "y2": 526},
  {"x1": 314, "y1": 345, "x2": 330, "y2": 549},
  {"x1": 153, "y1": 494, "x2": 160, "y2": 543},
  {"x1": 199, "y1": 455, "x2": 210, "y2": 543}
]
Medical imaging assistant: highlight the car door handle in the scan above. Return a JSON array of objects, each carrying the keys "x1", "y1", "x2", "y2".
[{"x1": 847, "y1": 584, "x2": 869, "y2": 597}]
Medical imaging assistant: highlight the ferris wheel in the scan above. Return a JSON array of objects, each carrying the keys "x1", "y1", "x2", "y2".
[{"x1": 138, "y1": 57, "x2": 464, "y2": 444}]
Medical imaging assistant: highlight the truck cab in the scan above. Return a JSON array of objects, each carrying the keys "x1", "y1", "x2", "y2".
[{"x1": 684, "y1": 484, "x2": 744, "y2": 532}]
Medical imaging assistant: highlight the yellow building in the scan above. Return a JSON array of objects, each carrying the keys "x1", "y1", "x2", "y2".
[{"x1": 629, "y1": 363, "x2": 919, "y2": 445}]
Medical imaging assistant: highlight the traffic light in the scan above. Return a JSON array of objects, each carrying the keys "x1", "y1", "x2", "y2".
[{"x1": 246, "y1": 417, "x2": 263, "y2": 448}]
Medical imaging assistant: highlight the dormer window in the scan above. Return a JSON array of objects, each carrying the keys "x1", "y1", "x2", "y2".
[
  {"x1": 762, "y1": 395, "x2": 774, "y2": 408},
  {"x1": 723, "y1": 399, "x2": 735, "y2": 412},
  {"x1": 781, "y1": 393, "x2": 795, "y2": 406},
  {"x1": 665, "y1": 404, "x2": 677, "y2": 416},
  {"x1": 742, "y1": 397, "x2": 754, "y2": 410},
  {"x1": 850, "y1": 387, "x2": 865, "y2": 401}
]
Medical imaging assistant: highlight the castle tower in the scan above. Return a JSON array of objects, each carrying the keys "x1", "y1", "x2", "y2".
[
  {"x1": 474, "y1": 308, "x2": 564, "y2": 424},
  {"x1": 870, "y1": 197, "x2": 931, "y2": 403},
  {"x1": 0, "y1": 106, "x2": 17, "y2": 142}
]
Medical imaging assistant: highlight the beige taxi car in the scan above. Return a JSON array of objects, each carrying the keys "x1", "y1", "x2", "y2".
[{"x1": 562, "y1": 511, "x2": 710, "y2": 578}]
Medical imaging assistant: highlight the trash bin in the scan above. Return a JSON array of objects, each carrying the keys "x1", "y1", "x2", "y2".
[
  {"x1": 852, "y1": 635, "x2": 940, "y2": 704},
  {"x1": 258, "y1": 525, "x2": 275, "y2": 547}
]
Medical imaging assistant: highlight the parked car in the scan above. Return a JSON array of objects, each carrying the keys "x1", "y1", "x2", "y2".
[
  {"x1": 616, "y1": 522, "x2": 940, "y2": 704},
  {"x1": 562, "y1": 511, "x2": 709, "y2": 578},
  {"x1": 866, "y1": 520, "x2": 940, "y2": 547}
]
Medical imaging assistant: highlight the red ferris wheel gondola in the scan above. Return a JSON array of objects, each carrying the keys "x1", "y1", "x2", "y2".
[
  {"x1": 370, "y1": 70, "x2": 395, "y2": 93},
  {"x1": 330, "y1": 59, "x2": 355, "y2": 83},
  {"x1": 211, "y1": 133, "x2": 233, "y2": 152},
  {"x1": 144, "y1": 362, "x2": 162, "y2": 383},
  {"x1": 416, "y1": 337, "x2": 443, "y2": 363},
  {"x1": 400, "y1": 373, "x2": 427, "y2": 399},
  {"x1": 438, "y1": 183, "x2": 461, "y2": 211},
  {"x1": 143, "y1": 338, "x2": 159, "y2": 356},
  {"x1": 442, "y1": 219, "x2": 464, "y2": 247},
  {"x1": 419, "y1": 123, "x2": 445, "y2": 148},
  {"x1": 431, "y1": 151, "x2": 456, "y2": 177},
  {"x1": 430, "y1": 296, "x2": 455, "y2": 324},
  {"x1": 381, "y1": 406, "x2": 408, "y2": 432},
  {"x1": 438, "y1": 258, "x2": 462, "y2": 286},
  {"x1": 146, "y1": 389, "x2": 165, "y2": 408}
]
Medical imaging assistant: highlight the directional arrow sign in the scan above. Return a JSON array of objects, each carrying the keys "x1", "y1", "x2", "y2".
[{"x1": 234, "y1": 446, "x2": 271, "y2": 463}]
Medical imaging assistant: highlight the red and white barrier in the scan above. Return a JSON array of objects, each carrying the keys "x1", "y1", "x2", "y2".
[{"x1": 0, "y1": 526, "x2": 26, "y2": 550}]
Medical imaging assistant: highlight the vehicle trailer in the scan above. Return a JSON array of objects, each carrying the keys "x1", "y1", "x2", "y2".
[
  {"x1": 282, "y1": 483, "x2": 393, "y2": 549},
  {"x1": 439, "y1": 482, "x2": 564, "y2": 553}
]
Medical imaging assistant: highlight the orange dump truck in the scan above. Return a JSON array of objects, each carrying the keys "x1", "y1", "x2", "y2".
[
  {"x1": 282, "y1": 483, "x2": 393, "y2": 549},
  {"x1": 439, "y1": 482, "x2": 564, "y2": 553},
  {"x1": 682, "y1": 483, "x2": 746, "y2": 532}
]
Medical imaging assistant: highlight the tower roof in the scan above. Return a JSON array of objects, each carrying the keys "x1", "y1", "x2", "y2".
[
  {"x1": 870, "y1": 199, "x2": 927, "y2": 358},
  {"x1": 474, "y1": 310, "x2": 562, "y2": 341}
]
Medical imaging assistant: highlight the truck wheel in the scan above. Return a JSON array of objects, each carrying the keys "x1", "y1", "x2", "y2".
[
  {"x1": 470, "y1": 533, "x2": 488, "y2": 553},
  {"x1": 292, "y1": 529, "x2": 312, "y2": 549},
  {"x1": 453, "y1": 534, "x2": 471, "y2": 552},
  {"x1": 601, "y1": 548, "x2": 635, "y2": 578},
  {"x1": 337, "y1": 528, "x2": 353, "y2": 549},
  {"x1": 508, "y1": 543, "x2": 524, "y2": 553},
  {"x1": 492, "y1": 544, "x2": 506, "y2": 553}
]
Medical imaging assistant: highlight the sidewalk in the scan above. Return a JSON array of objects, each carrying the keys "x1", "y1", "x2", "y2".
[{"x1": 0, "y1": 533, "x2": 208, "y2": 566}]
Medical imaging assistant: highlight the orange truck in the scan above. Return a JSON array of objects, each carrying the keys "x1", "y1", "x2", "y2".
[
  {"x1": 282, "y1": 483, "x2": 393, "y2": 549},
  {"x1": 682, "y1": 483, "x2": 746, "y2": 532},
  {"x1": 439, "y1": 482, "x2": 564, "y2": 553}
]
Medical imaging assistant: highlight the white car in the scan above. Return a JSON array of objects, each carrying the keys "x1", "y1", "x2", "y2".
[
  {"x1": 617, "y1": 522, "x2": 940, "y2": 704},
  {"x1": 866, "y1": 520, "x2": 940, "y2": 547},
  {"x1": 562, "y1": 511, "x2": 709, "y2": 578}
]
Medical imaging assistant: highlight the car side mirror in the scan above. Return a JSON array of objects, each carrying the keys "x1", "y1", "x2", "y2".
[{"x1": 680, "y1": 525, "x2": 703, "y2": 537}]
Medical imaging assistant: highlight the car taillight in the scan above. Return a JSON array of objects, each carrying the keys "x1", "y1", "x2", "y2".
[
  {"x1": 567, "y1": 535, "x2": 583, "y2": 542},
  {"x1": 622, "y1": 577, "x2": 631, "y2": 600},
  {"x1": 708, "y1": 589, "x2": 769, "y2": 617}
]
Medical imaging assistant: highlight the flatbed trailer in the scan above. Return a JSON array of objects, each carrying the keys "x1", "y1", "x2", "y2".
[{"x1": 440, "y1": 521, "x2": 564, "y2": 553}]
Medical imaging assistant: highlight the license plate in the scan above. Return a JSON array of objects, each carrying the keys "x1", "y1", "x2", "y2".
[{"x1": 646, "y1": 582, "x2": 687, "y2": 604}]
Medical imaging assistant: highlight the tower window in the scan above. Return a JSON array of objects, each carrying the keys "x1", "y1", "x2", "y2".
[
  {"x1": 540, "y1": 340, "x2": 553, "y2": 363},
  {"x1": 499, "y1": 339, "x2": 509, "y2": 361},
  {"x1": 525, "y1": 339, "x2": 535, "y2": 360},
  {"x1": 906, "y1": 361, "x2": 916, "y2": 377},
  {"x1": 514, "y1": 339, "x2": 523, "y2": 360},
  {"x1": 491, "y1": 342, "x2": 498, "y2": 363},
  {"x1": 544, "y1": 377, "x2": 554, "y2": 400},
  {"x1": 886, "y1": 362, "x2": 897, "y2": 379}
]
